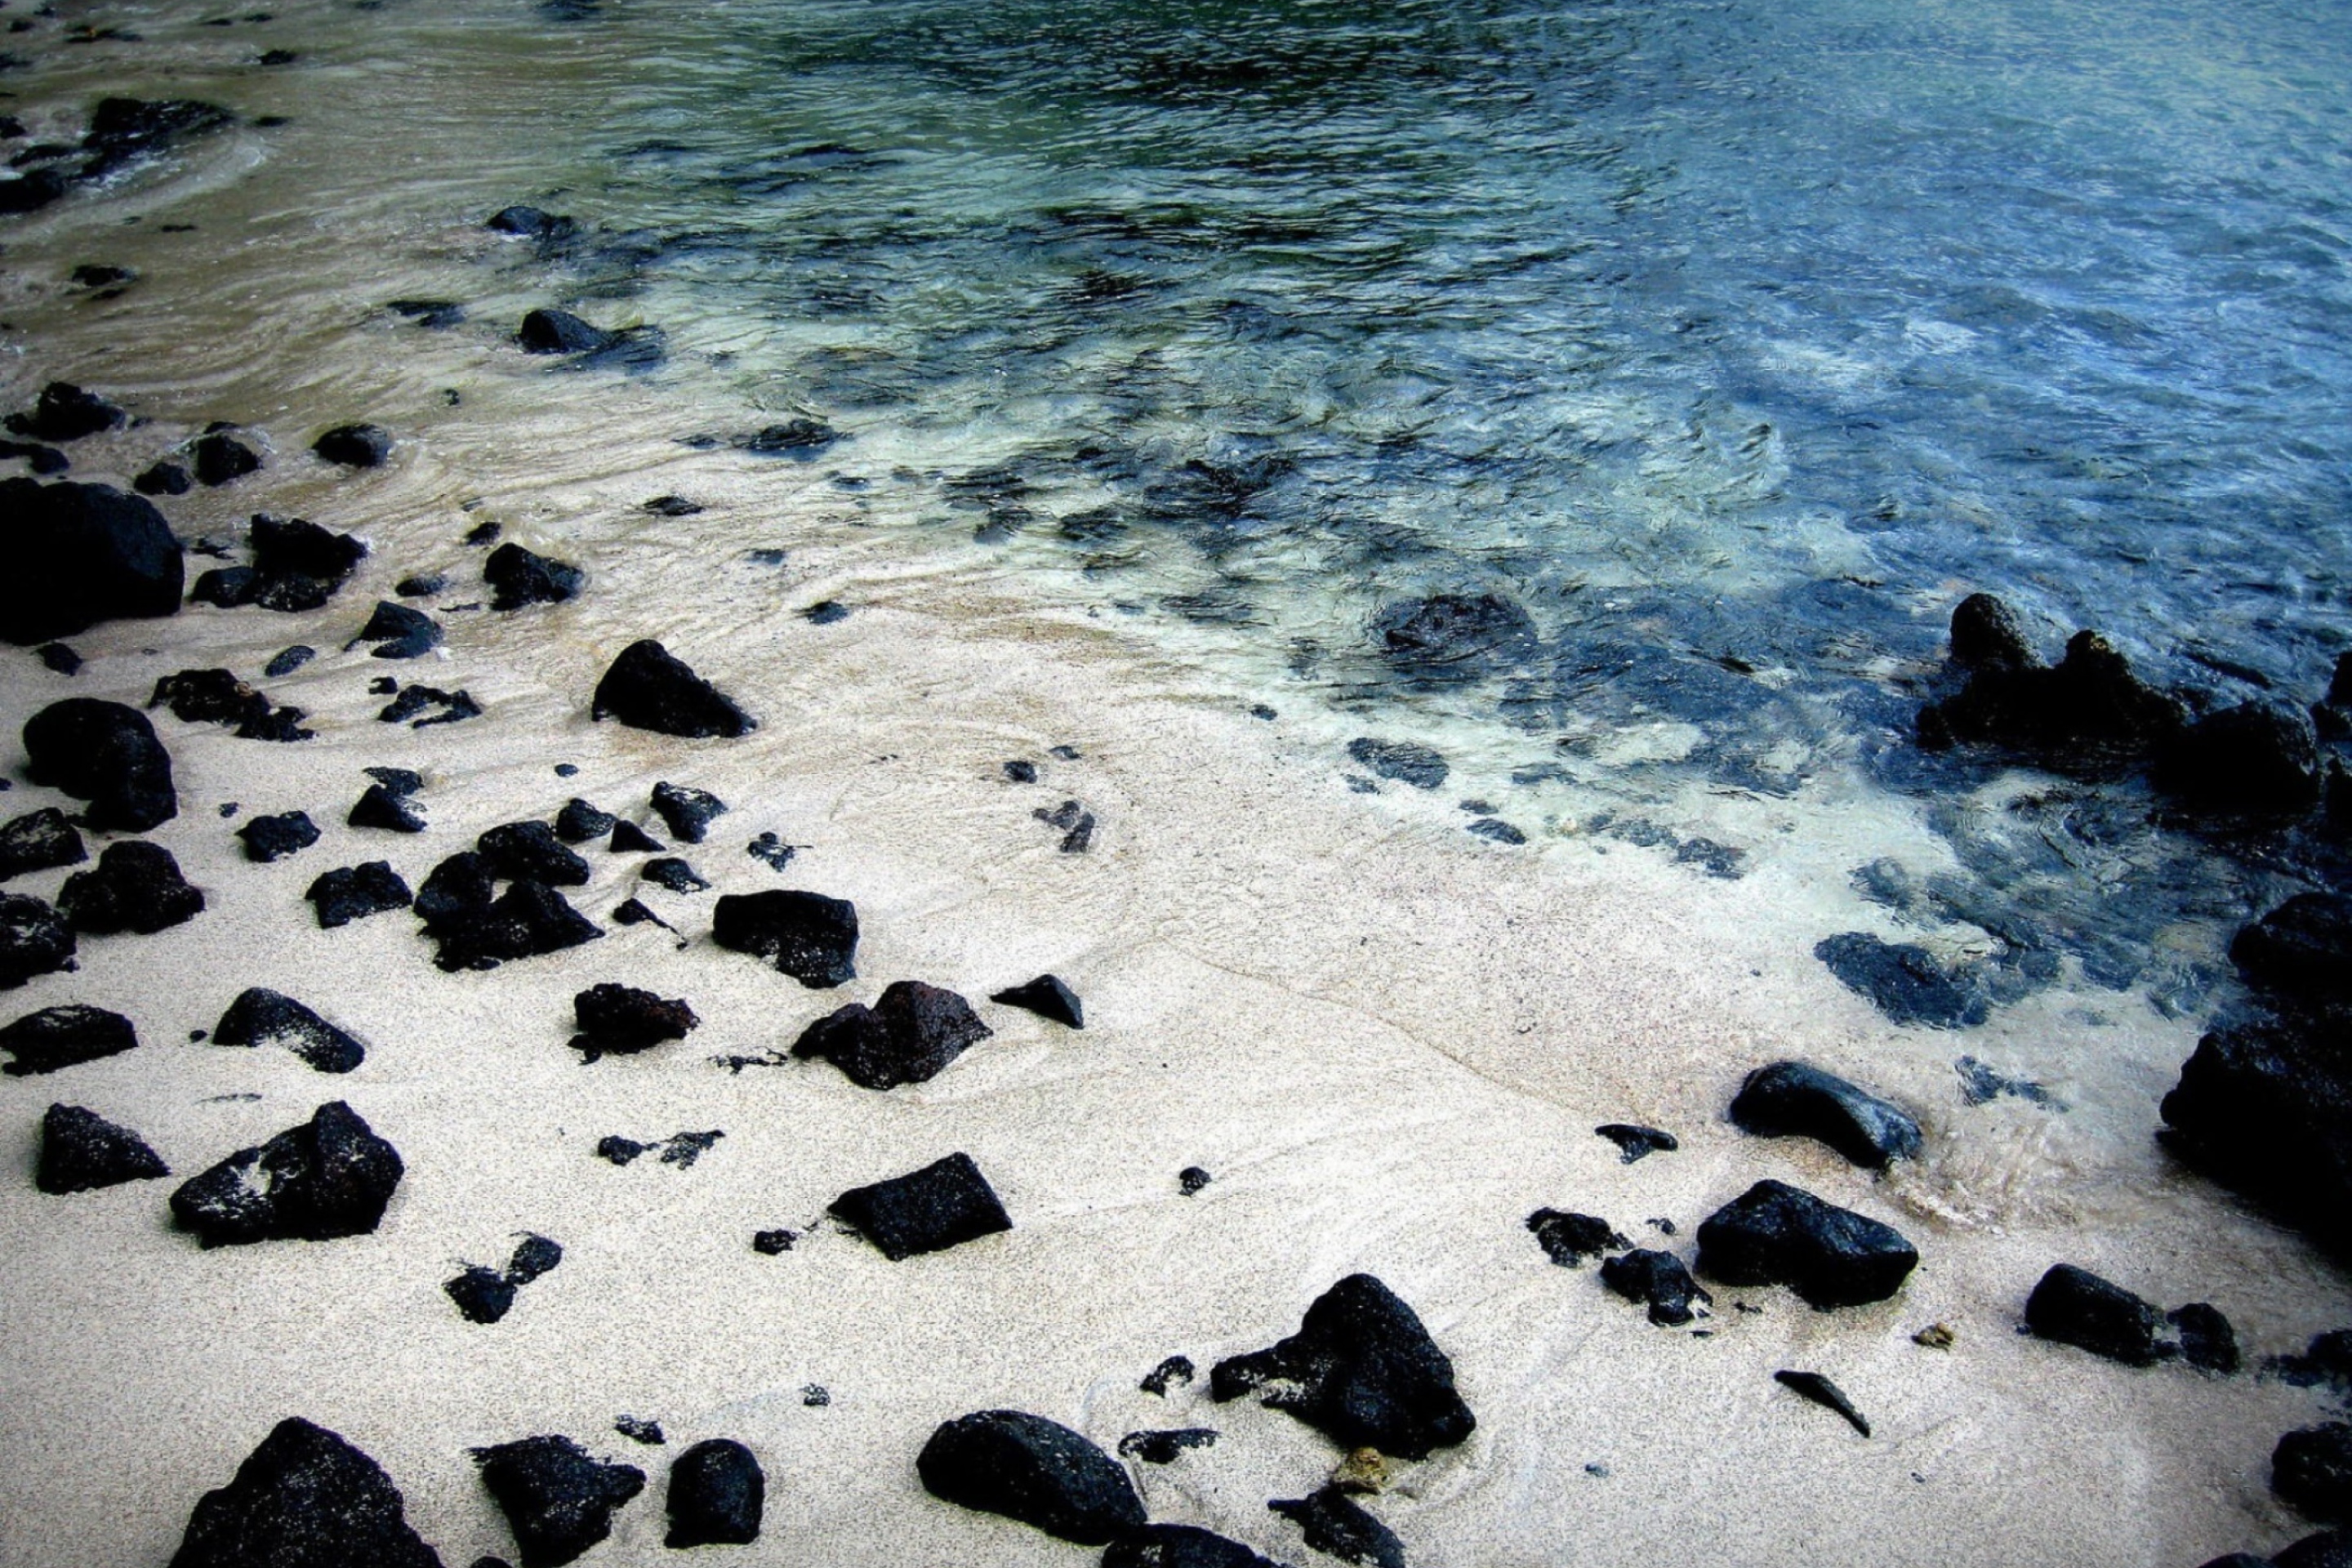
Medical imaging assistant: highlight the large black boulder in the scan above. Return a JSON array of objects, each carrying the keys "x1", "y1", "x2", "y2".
[
  {"x1": 1269, "y1": 1486, "x2": 1406, "y2": 1568},
  {"x1": 476, "y1": 822, "x2": 591, "y2": 887},
  {"x1": 2161, "y1": 1014, "x2": 2352, "y2": 1260},
  {"x1": 1695, "y1": 1179, "x2": 1918, "y2": 1309},
  {"x1": 0, "y1": 806, "x2": 87, "y2": 881},
  {"x1": 6, "y1": 382, "x2": 126, "y2": 443},
  {"x1": 830, "y1": 1152, "x2": 1012, "y2": 1260},
  {"x1": 591, "y1": 640, "x2": 753, "y2": 738},
  {"x1": 484, "y1": 544, "x2": 582, "y2": 612},
  {"x1": 1813, "y1": 932, "x2": 1988, "y2": 1029},
  {"x1": 2279, "y1": 1533, "x2": 2352, "y2": 1568},
  {"x1": 712, "y1": 889, "x2": 857, "y2": 987},
  {"x1": 170, "y1": 1416, "x2": 443, "y2": 1568},
  {"x1": 2024, "y1": 1263, "x2": 2170, "y2": 1366},
  {"x1": 170, "y1": 1101, "x2": 404, "y2": 1246},
  {"x1": 1917, "y1": 626, "x2": 2187, "y2": 766},
  {"x1": 1104, "y1": 1526, "x2": 1285, "y2": 1568},
  {"x1": 1728, "y1": 1060, "x2": 1922, "y2": 1169},
  {"x1": 0, "y1": 478, "x2": 183, "y2": 644},
  {"x1": 2158, "y1": 700, "x2": 2326, "y2": 819},
  {"x1": 569, "y1": 982, "x2": 697, "y2": 1060},
  {"x1": 1946, "y1": 592, "x2": 2039, "y2": 672},
  {"x1": 664, "y1": 1439, "x2": 763, "y2": 1548},
  {"x1": 58, "y1": 840, "x2": 204, "y2": 934},
  {"x1": 212, "y1": 988, "x2": 363, "y2": 1073},
  {"x1": 38, "y1": 1102, "x2": 169, "y2": 1192},
  {"x1": 1373, "y1": 592, "x2": 1536, "y2": 677},
  {"x1": 472, "y1": 1435, "x2": 644, "y2": 1568},
  {"x1": 1, "y1": 1003, "x2": 133, "y2": 1073},
  {"x1": 2230, "y1": 893, "x2": 2352, "y2": 1012},
  {"x1": 24, "y1": 696, "x2": 178, "y2": 831},
  {"x1": 0, "y1": 893, "x2": 75, "y2": 989},
  {"x1": 2278, "y1": 1424, "x2": 2352, "y2": 1525},
  {"x1": 915, "y1": 1409, "x2": 1144, "y2": 1545},
  {"x1": 1210, "y1": 1273, "x2": 1475, "y2": 1460},
  {"x1": 793, "y1": 980, "x2": 992, "y2": 1089}
]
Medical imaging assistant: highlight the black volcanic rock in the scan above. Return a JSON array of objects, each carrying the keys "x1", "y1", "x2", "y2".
[
  {"x1": 347, "y1": 601, "x2": 441, "y2": 659},
  {"x1": 516, "y1": 309, "x2": 612, "y2": 355},
  {"x1": 2025, "y1": 1263, "x2": 2167, "y2": 1365},
  {"x1": 170, "y1": 1101, "x2": 404, "y2": 1246},
  {"x1": 2161, "y1": 1013, "x2": 2352, "y2": 1259},
  {"x1": 1696, "y1": 1181, "x2": 1918, "y2": 1309},
  {"x1": 712, "y1": 889, "x2": 857, "y2": 987},
  {"x1": 553, "y1": 798, "x2": 614, "y2": 844},
  {"x1": 2278, "y1": 1425, "x2": 2352, "y2": 1526},
  {"x1": 486, "y1": 206, "x2": 576, "y2": 241},
  {"x1": 1594, "y1": 1122, "x2": 1677, "y2": 1162},
  {"x1": 609, "y1": 820, "x2": 663, "y2": 854},
  {"x1": 58, "y1": 840, "x2": 203, "y2": 934},
  {"x1": 472, "y1": 1435, "x2": 644, "y2": 1568},
  {"x1": 1774, "y1": 1370, "x2": 1871, "y2": 1437},
  {"x1": 2278, "y1": 1532, "x2": 2352, "y2": 1568},
  {"x1": 648, "y1": 782, "x2": 724, "y2": 844},
  {"x1": 664, "y1": 1439, "x2": 763, "y2": 1548},
  {"x1": 1601, "y1": 1248, "x2": 1713, "y2": 1327},
  {"x1": 191, "y1": 430, "x2": 264, "y2": 488},
  {"x1": 0, "y1": 892, "x2": 74, "y2": 988},
  {"x1": 1813, "y1": 932, "x2": 1989, "y2": 1028},
  {"x1": 1346, "y1": 737, "x2": 1447, "y2": 789},
  {"x1": 1373, "y1": 592, "x2": 1536, "y2": 678},
  {"x1": 1729, "y1": 1060, "x2": 1922, "y2": 1169},
  {"x1": 212, "y1": 987, "x2": 363, "y2": 1073},
  {"x1": 1210, "y1": 1273, "x2": 1476, "y2": 1460},
  {"x1": 1116, "y1": 1428, "x2": 1218, "y2": 1464},
  {"x1": 82, "y1": 96, "x2": 234, "y2": 178},
  {"x1": 829, "y1": 1152, "x2": 1012, "y2": 1260},
  {"x1": 590, "y1": 640, "x2": 752, "y2": 738},
  {"x1": 2230, "y1": 893, "x2": 2352, "y2": 1011},
  {"x1": 1948, "y1": 594, "x2": 2038, "y2": 671},
  {"x1": 136, "y1": 459, "x2": 194, "y2": 497},
  {"x1": 37, "y1": 1102, "x2": 168, "y2": 1192},
  {"x1": 424, "y1": 875, "x2": 601, "y2": 972},
  {"x1": 990, "y1": 973, "x2": 1083, "y2": 1028},
  {"x1": 639, "y1": 857, "x2": 707, "y2": 893},
  {"x1": 569, "y1": 982, "x2": 697, "y2": 1060},
  {"x1": 477, "y1": 822, "x2": 590, "y2": 887},
  {"x1": 2158, "y1": 700, "x2": 2326, "y2": 819},
  {"x1": 170, "y1": 1416, "x2": 443, "y2": 1568},
  {"x1": 238, "y1": 810, "x2": 318, "y2": 863},
  {"x1": 1526, "y1": 1209, "x2": 1630, "y2": 1267},
  {"x1": 915, "y1": 1410, "x2": 1143, "y2": 1545},
  {"x1": 447, "y1": 1233, "x2": 564, "y2": 1324},
  {"x1": 1917, "y1": 626, "x2": 2187, "y2": 766},
  {"x1": 793, "y1": 980, "x2": 991, "y2": 1089},
  {"x1": 246, "y1": 514, "x2": 367, "y2": 608},
  {"x1": 24, "y1": 697, "x2": 177, "y2": 831},
  {"x1": 312, "y1": 424, "x2": 392, "y2": 468},
  {"x1": 6, "y1": 382, "x2": 125, "y2": 443},
  {"x1": 1, "y1": 1003, "x2": 132, "y2": 1073},
  {"x1": 1269, "y1": 1486, "x2": 1406, "y2": 1568},
  {"x1": 150, "y1": 667, "x2": 312, "y2": 742},
  {"x1": 349, "y1": 783, "x2": 426, "y2": 834},
  {"x1": 0, "y1": 478, "x2": 183, "y2": 644},
  {"x1": 484, "y1": 544, "x2": 581, "y2": 612},
  {"x1": 0, "y1": 806, "x2": 87, "y2": 880},
  {"x1": 305, "y1": 862, "x2": 412, "y2": 929},
  {"x1": 1104, "y1": 1526, "x2": 1283, "y2": 1568}
]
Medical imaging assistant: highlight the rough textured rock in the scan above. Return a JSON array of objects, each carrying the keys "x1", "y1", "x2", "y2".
[
  {"x1": 794, "y1": 981, "x2": 992, "y2": 1090},
  {"x1": 915, "y1": 1410, "x2": 1144, "y2": 1545},
  {"x1": 590, "y1": 640, "x2": 753, "y2": 738},
  {"x1": 6, "y1": 382, "x2": 125, "y2": 443},
  {"x1": 1728, "y1": 1060, "x2": 1923, "y2": 1169},
  {"x1": 2230, "y1": 893, "x2": 2352, "y2": 1011},
  {"x1": 569, "y1": 982, "x2": 697, "y2": 1061},
  {"x1": 484, "y1": 544, "x2": 582, "y2": 612},
  {"x1": 349, "y1": 784, "x2": 426, "y2": 834},
  {"x1": 2278, "y1": 1533, "x2": 2352, "y2": 1568},
  {"x1": 1346, "y1": 737, "x2": 1448, "y2": 789},
  {"x1": 1104, "y1": 1526, "x2": 1284, "y2": 1568},
  {"x1": 2160, "y1": 1013, "x2": 2352, "y2": 1260},
  {"x1": 1600, "y1": 1248, "x2": 1713, "y2": 1327},
  {"x1": 191, "y1": 430, "x2": 265, "y2": 488},
  {"x1": 553, "y1": 799, "x2": 614, "y2": 844},
  {"x1": 348, "y1": 601, "x2": 442, "y2": 659},
  {"x1": 82, "y1": 97, "x2": 236, "y2": 179},
  {"x1": 59, "y1": 840, "x2": 204, "y2": 934},
  {"x1": 1594, "y1": 1123, "x2": 1677, "y2": 1162},
  {"x1": 471, "y1": 1436, "x2": 644, "y2": 1568},
  {"x1": 829, "y1": 1152, "x2": 1012, "y2": 1260},
  {"x1": 1695, "y1": 1180, "x2": 1918, "y2": 1309},
  {"x1": 212, "y1": 988, "x2": 363, "y2": 1073},
  {"x1": 170, "y1": 1101, "x2": 404, "y2": 1246},
  {"x1": 0, "y1": 806, "x2": 87, "y2": 881},
  {"x1": 423, "y1": 875, "x2": 601, "y2": 973},
  {"x1": 1141, "y1": 1356, "x2": 1195, "y2": 1396},
  {"x1": 1917, "y1": 626, "x2": 2187, "y2": 765},
  {"x1": 1210, "y1": 1273, "x2": 1476, "y2": 1460},
  {"x1": 0, "y1": 892, "x2": 75, "y2": 988},
  {"x1": 150, "y1": 668, "x2": 313, "y2": 742},
  {"x1": 1526, "y1": 1209, "x2": 1630, "y2": 1267},
  {"x1": 712, "y1": 889, "x2": 858, "y2": 987},
  {"x1": 648, "y1": 782, "x2": 725, "y2": 844},
  {"x1": 609, "y1": 820, "x2": 663, "y2": 854},
  {"x1": 195, "y1": 515, "x2": 370, "y2": 614},
  {"x1": 1946, "y1": 592, "x2": 2039, "y2": 672},
  {"x1": 664, "y1": 1439, "x2": 763, "y2": 1548},
  {"x1": 0, "y1": 478, "x2": 184, "y2": 644},
  {"x1": 446, "y1": 1233, "x2": 563, "y2": 1325},
  {"x1": 1373, "y1": 592, "x2": 1537, "y2": 677},
  {"x1": 169, "y1": 1416, "x2": 443, "y2": 1568},
  {"x1": 1813, "y1": 932, "x2": 1988, "y2": 1028},
  {"x1": 37, "y1": 1102, "x2": 169, "y2": 1192},
  {"x1": 23, "y1": 697, "x2": 177, "y2": 831},
  {"x1": 136, "y1": 459, "x2": 194, "y2": 497},
  {"x1": 639, "y1": 857, "x2": 707, "y2": 893},
  {"x1": 1270, "y1": 1486, "x2": 1406, "y2": 1568},
  {"x1": 477, "y1": 822, "x2": 590, "y2": 888},
  {"x1": 306, "y1": 862, "x2": 412, "y2": 929},
  {"x1": 1, "y1": 1004, "x2": 134, "y2": 1074},
  {"x1": 238, "y1": 810, "x2": 319, "y2": 863},
  {"x1": 989, "y1": 973, "x2": 1083, "y2": 1028},
  {"x1": 2159, "y1": 700, "x2": 2326, "y2": 818},
  {"x1": 312, "y1": 424, "x2": 393, "y2": 468},
  {"x1": 2277, "y1": 1424, "x2": 2352, "y2": 1525}
]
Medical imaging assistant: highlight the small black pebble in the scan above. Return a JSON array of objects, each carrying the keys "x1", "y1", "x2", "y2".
[
  {"x1": 1647, "y1": 1217, "x2": 1677, "y2": 1235},
  {"x1": 189, "y1": 1028, "x2": 207, "y2": 1041},
  {"x1": 555, "y1": 763, "x2": 578, "y2": 777},
  {"x1": 1178, "y1": 1166, "x2": 1211, "y2": 1196},
  {"x1": 394, "y1": 572, "x2": 446, "y2": 598},
  {"x1": 263, "y1": 645, "x2": 314, "y2": 678},
  {"x1": 804, "y1": 599, "x2": 849, "y2": 625},
  {"x1": 367, "y1": 676, "x2": 398, "y2": 695},
  {"x1": 644, "y1": 495, "x2": 702, "y2": 517},
  {"x1": 1003, "y1": 760, "x2": 1037, "y2": 783},
  {"x1": 752, "y1": 1228, "x2": 796, "y2": 1254},
  {"x1": 801, "y1": 1385, "x2": 829, "y2": 1407},
  {"x1": 462, "y1": 521, "x2": 500, "y2": 546},
  {"x1": 1250, "y1": 704, "x2": 1276, "y2": 719},
  {"x1": 1049, "y1": 745, "x2": 1081, "y2": 760},
  {"x1": 614, "y1": 1416, "x2": 665, "y2": 1446},
  {"x1": 1140, "y1": 1356, "x2": 1195, "y2": 1396}
]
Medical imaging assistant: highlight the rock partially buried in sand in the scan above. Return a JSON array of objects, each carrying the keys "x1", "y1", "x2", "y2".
[
  {"x1": 793, "y1": 980, "x2": 992, "y2": 1089},
  {"x1": 1, "y1": 1003, "x2": 134, "y2": 1074},
  {"x1": 150, "y1": 667, "x2": 314, "y2": 742},
  {"x1": 1695, "y1": 1179, "x2": 1918, "y2": 1310},
  {"x1": 2278, "y1": 1424, "x2": 2352, "y2": 1526},
  {"x1": 2025, "y1": 1263, "x2": 2238, "y2": 1371},
  {"x1": 305, "y1": 862, "x2": 413, "y2": 929},
  {"x1": 1600, "y1": 1248, "x2": 1713, "y2": 1327},
  {"x1": 1270, "y1": 1486, "x2": 1407, "y2": 1568},
  {"x1": 170, "y1": 1101, "x2": 404, "y2": 1247},
  {"x1": 212, "y1": 987, "x2": 363, "y2": 1073},
  {"x1": 171, "y1": 1416, "x2": 443, "y2": 1568},
  {"x1": 1526, "y1": 1209, "x2": 1630, "y2": 1267},
  {"x1": 915, "y1": 1409, "x2": 1145, "y2": 1545},
  {"x1": 312, "y1": 423, "x2": 393, "y2": 469},
  {"x1": 554, "y1": 798, "x2": 614, "y2": 844},
  {"x1": 484, "y1": 543, "x2": 582, "y2": 612},
  {"x1": 0, "y1": 478, "x2": 184, "y2": 644},
  {"x1": 829, "y1": 1152, "x2": 1012, "y2": 1260},
  {"x1": 1594, "y1": 1122, "x2": 1677, "y2": 1162},
  {"x1": 0, "y1": 806, "x2": 87, "y2": 881},
  {"x1": 1116, "y1": 1428, "x2": 1218, "y2": 1464},
  {"x1": 24, "y1": 697, "x2": 177, "y2": 831},
  {"x1": 1211, "y1": 1273, "x2": 1476, "y2": 1461},
  {"x1": 1728, "y1": 1061, "x2": 1922, "y2": 1169},
  {"x1": 712, "y1": 889, "x2": 858, "y2": 987},
  {"x1": 665, "y1": 1438, "x2": 764, "y2": 1548},
  {"x1": 568, "y1": 982, "x2": 697, "y2": 1061},
  {"x1": 1774, "y1": 1370, "x2": 1871, "y2": 1437},
  {"x1": 58, "y1": 840, "x2": 204, "y2": 934},
  {"x1": 37, "y1": 1102, "x2": 169, "y2": 1192},
  {"x1": 590, "y1": 640, "x2": 753, "y2": 738},
  {"x1": 472, "y1": 1435, "x2": 645, "y2": 1568},
  {"x1": 1104, "y1": 1525, "x2": 1285, "y2": 1568},
  {"x1": 0, "y1": 893, "x2": 76, "y2": 989},
  {"x1": 991, "y1": 973, "x2": 1083, "y2": 1028}
]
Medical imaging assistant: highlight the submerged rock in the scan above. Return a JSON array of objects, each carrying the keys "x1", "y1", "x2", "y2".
[
  {"x1": 665, "y1": 1439, "x2": 763, "y2": 1548},
  {"x1": 1526, "y1": 1208, "x2": 1630, "y2": 1267},
  {"x1": 515, "y1": 308, "x2": 610, "y2": 354},
  {"x1": 37, "y1": 1102, "x2": 168, "y2": 1192},
  {"x1": 1, "y1": 1003, "x2": 133, "y2": 1074},
  {"x1": 6, "y1": 382, "x2": 125, "y2": 443},
  {"x1": 0, "y1": 806, "x2": 87, "y2": 881},
  {"x1": 472, "y1": 1435, "x2": 644, "y2": 1568},
  {"x1": 1695, "y1": 1180, "x2": 1918, "y2": 1309},
  {"x1": 2159, "y1": 700, "x2": 2326, "y2": 818},
  {"x1": 82, "y1": 96, "x2": 236, "y2": 178},
  {"x1": 1600, "y1": 1248, "x2": 1713, "y2": 1327},
  {"x1": 590, "y1": 639, "x2": 753, "y2": 738},
  {"x1": 1373, "y1": 592, "x2": 1537, "y2": 677},
  {"x1": 1346, "y1": 737, "x2": 1448, "y2": 789},
  {"x1": 59, "y1": 840, "x2": 203, "y2": 934},
  {"x1": 484, "y1": 543, "x2": 582, "y2": 612},
  {"x1": 312, "y1": 423, "x2": 392, "y2": 469},
  {"x1": 1917, "y1": 608, "x2": 2188, "y2": 765},
  {"x1": 1105, "y1": 1526, "x2": 1283, "y2": 1568},
  {"x1": 23, "y1": 697, "x2": 177, "y2": 831},
  {"x1": 1813, "y1": 933, "x2": 1989, "y2": 1029},
  {"x1": 648, "y1": 782, "x2": 725, "y2": 843},
  {"x1": 0, "y1": 478, "x2": 183, "y2": 644},
  {"x1": 1728, "y1": 1060, "x2": 1922, "y2": 1169},
  {"x1": 1269, "y1": 1486, "x2": 1406, "y2": 1568},
  {"x1": 712, "y1": 889, "x2": 858, "y2": 987},
  {"x1": 212, "y1": 987, "x2": 363, "y2": 1073},
  {"x1": 1211, "y1": 1273, "x2": 1476, "y2": 1460},
  {"x1": 171, "y1": 1416, "x2": 443, "y2": 1568},
  {"x1": 305, "y1": 862, "x2": 413, "y2": 929},
  {"x1": 487, "y1": 205, "x2": 576, "y2": 241},
  {"x1": 1594, "y1": 1123, "x2": 1677, "y2": 1162},
  {"x1": 829, "y1": 1152, "x2": 1012, "y2": 1260},
  {"x1": 170, "y1": 1101, "x2": 404, "y2": 1246},
  {"x1": 794, "y1": 981, "x2": 992, "y2": 1089},
  {"x1": 915, "y1": 1409, "x2": 1144, "y2": 1545},
  {"x1": 991, "y1": 973, "x2": 1083, "y2": 1028},
  {"x1": 568, "y1": 982, "x2": 697, "y2": 1060}
]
